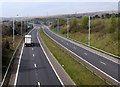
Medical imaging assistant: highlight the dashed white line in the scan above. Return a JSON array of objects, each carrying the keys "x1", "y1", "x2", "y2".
[
  {"x1": 43, "y1": 28, "x2": 120, "y2": 84},
  {"x1": 100, "y1": 61, "x2": 106, "y2": 65},
  {"x1": 33, "y1": 54, "x2": 35, "y2": 57},
  {"x1": 38, "y1": 82, "x2": 41, "y2": 87},
  {"x1": 47, "y1": 26, "x2": 120, "y2": 64},
  {"x1": 73, "y1": 47, "x2": 76, "y2": 49},
  {"x1": 37, "y1": 32, "x2": 65, "y2": 86},
  {"x1": 32, "y1": 48, "x2": 34, "y2": 50},
  {"x1": 34, "y1": 64, "x2": 37, "y2": 68},
  {"x1": 13, "y1": 29, "x2": 35, "y2": 87},
  {"x1": 84, "y1": 53, "x2": 87, "y2": 55}
]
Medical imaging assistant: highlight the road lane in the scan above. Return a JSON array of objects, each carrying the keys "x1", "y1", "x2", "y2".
[
  {"x1": 43, "y1": 25, "x2": 120, "y2": 83},
  {"x1": 16, "y1": 26, "x2": 62, "y2": 86}
]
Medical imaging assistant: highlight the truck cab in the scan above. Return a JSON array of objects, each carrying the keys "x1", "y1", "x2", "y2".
[{"x1": 25, "y1": 35, "x2": 32, "y2": 47}]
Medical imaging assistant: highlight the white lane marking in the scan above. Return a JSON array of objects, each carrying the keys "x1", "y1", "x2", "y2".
[
  {"x1": 73, "y1": 47, "x2": 76, "y2": 49},
  {"x1": 34, "y1": 64, "x2": 37, "y2": 68},
  {"x1": 1, "y1": 40, "x2": 23, "y2": 86},
  {"x1": 14, "y1": 43, "x2": 24, "y2": 87},
  {"x1": 33, "y1": 54, "x2": 35, "y2": 57},
  {"x1": 28, "y1": 28, "x2": 35, "y2": 34},
  {"x1": 47, "y1": 26, "x2": 119, "y2": 64},
  {"x1": 32, "y1": 48, "x2": 34, "y2": 50},
  {"x1": 38, "y1": 82, "x2": 41, "y2": 87},
  {"x1": 84, "y1": 53, "x2": 87, "y2": 55},
  {"x1": 37, "y1": 32, "x2": 65, "y2": 87},
  {"x1": 100, "y1": 61, "x2": 106, "y2": 65},
  {"x1": 13, "y1": 28, "x2": 35, "y2": 87},
  {"x1": 43, "y1": 28, "x2": 120, "y2": 84}
]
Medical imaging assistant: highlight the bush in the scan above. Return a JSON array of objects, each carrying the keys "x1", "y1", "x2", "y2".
[
  {"x1": 69, "y1": 18, "x2": 79, "y2": 33},
  {"x1": 81, "y1": 16, "x2": 89, "y2": 29},
  {"x1": 91, "y1": 19, "x2": 103, "y2": 28},
  {"x1": 107, "y1": 14, "x2": 117, "y2": 33}
]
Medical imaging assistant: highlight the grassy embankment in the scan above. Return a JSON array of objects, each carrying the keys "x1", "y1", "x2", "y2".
[
  {"x1": 40, "y1": 29, "x2": 108, "y2": 85},
  {"x1": 51, "y1": 18, "x2": 119, "y2": 57},
  {"x1": 2, "y1": 35, "x2": 22, "y2": 75},
  {"x1": 2, "y1": 30, "x2": 32, "y2": 76}
]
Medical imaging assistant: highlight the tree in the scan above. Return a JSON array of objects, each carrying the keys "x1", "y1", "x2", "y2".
[
  {"x1": 69, "y1": 18, "x2": 79, "y2": 33},
  {"x1": 101, "y1": 15, "x2": 105, "y2": 19},
  {"x1": 59, "y1": 18, "x2": 65, "y2": 26},
  {"x1": 105, "y1": 13, "x2": 111, "y2": 18},
  {"x1": 81, "y1": 16, "x2": 89, "y2": 29},
  {"x1": 94, "y1": 15, "x2": 100, "y2": 19},
  {"x1": 5, "y1": 40, "x2": 10, "y2": 49},
  {"x1": 108, "y1": 14, "x2": 117, "y2": 33}
]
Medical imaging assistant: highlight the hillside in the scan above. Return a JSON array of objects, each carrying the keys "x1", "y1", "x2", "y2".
[{"x1": 50, "y1": 14, "x2": 120, "y2": 57}]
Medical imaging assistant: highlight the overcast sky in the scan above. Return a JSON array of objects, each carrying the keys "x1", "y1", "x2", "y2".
[
  {"x1": 0, "y1": 0, "x2": 119, "y2": 2},
  {"x1": 0, "y1": 0, "x2": 119, "y2": 17}
]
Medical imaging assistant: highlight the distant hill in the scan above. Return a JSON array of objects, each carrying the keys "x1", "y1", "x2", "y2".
[
  {"x1": 1, "y1": 10, "x2": 118, "y2": 21},
  {"x1": 31, "y1": 10, "x2": 118, "y2": 19}
]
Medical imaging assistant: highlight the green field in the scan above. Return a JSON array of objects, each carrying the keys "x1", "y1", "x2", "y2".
[{"x1": 40, "y1": 29, "x2": 108, "y2": 85}]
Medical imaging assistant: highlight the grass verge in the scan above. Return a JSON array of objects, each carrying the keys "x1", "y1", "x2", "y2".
[
  {"x1": 2, "y1": 29, "x2": 32, "y2": 77},
  {"x1": 51, "y1": 28, "x2": 119, "y2": 57},
  {"x1": 40, "y1": 29, "x2": 108, "y2": 85},
  {"x1": 2, "y1": 35, "x2": 22, "y2": 76}
]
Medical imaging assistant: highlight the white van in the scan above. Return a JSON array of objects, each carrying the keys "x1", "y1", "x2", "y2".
[{"x1": 25, "y1": 35, "x2": 32, "y2": 46}]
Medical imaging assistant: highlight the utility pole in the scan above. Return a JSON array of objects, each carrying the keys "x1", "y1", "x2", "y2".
[
  {"x1": 53, "y1": 20, "x2": 54, "y2": 29},
  {"x1": 21, "y1": 16, "x2": 22, "y2": 37},
  {"x1": 24, "y1": 19, "x2": 26, "y2": 32},
  {"x1": 67, "y1": 18, "x2": 69, "y2": 38},
  {"x1": 13, "y1": 17, "x2": 15, "y2": 47},
  {"x1": 88, "y1": 16, "x2": 91, "y2": 46},
  {"x1": 12, "y1": 14, "x2": 19, "y2": 47},
  {"x1": 26, "y1": 14, "x2": 29, "y2": 29},
  {"x1": 57, "y1": 18, "x2": 59, "y2": 31},
  {"x1": 26, "y1": 16, "x2": 28, "y2": 30}
]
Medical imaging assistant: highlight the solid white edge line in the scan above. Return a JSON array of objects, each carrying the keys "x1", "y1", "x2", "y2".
[
  {"x1": 37, "y1": 31, "x2": 65, "y2": 87},
  {"x1": 1, "y1": 28, "x2": 34, "y2": 87},
  {"x1": 14, "y1": 28, "x2": 34, "y2": 86},
  {"x1": 14, "y1": 43, "x2": 24, "y2": 87},
  {"x1": 46, "y1": 26, "x2": 119, "y2": 64},
  {"x1": 0, "y1": 39, "x2": 22, "y2": 87},
  {"x1": 70, "y1": 38, "x2": 120, "y2": 60},
  {"x1": 43, "y1": 28, "x2": 120, "y2": 84}
]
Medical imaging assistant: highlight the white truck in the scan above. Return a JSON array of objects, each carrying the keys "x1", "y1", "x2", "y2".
[{"x1": 25, "y1": 35, "x2": 32, "y2": 46}]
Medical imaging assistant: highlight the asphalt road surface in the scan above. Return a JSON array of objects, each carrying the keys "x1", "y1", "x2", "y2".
[
  {"x1": 43, "y1": 25, "x2": 120, "y2": 84},
  {"x1": 16, "y1": 25, "x2": 62, "y2": 86}
]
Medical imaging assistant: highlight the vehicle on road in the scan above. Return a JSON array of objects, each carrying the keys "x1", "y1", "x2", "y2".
[{"x1": 25, "y1": 35, "x2": 32, "y2": 46}]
